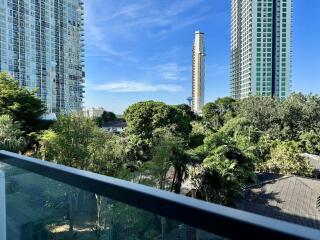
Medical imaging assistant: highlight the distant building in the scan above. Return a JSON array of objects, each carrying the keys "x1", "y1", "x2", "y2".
[
  {"x1": 187, "y1": 97, "x2": 193, "y2": 108},
  {"x1": 192, "y1": 31, "x2": 206, "y2": 114},
  {"x1": 230, "y1": 0, "x2": 292, "y2": 99},
  {"x1": 41, "y1": 113, "x2": 57, "y2": 121},
  {"x1": 0, "y1": 0, "x2": 85, "y2": 114},
  {"x1": 83, "y1": 107, "x2": 105, "y2": 118},
  {"x1": 102, "y1": 120, "x2": 127, "y2": 133}
]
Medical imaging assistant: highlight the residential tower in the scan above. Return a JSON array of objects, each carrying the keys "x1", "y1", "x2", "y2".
[
  {"x1": 0, "y1": 0, "x2": 85, "y2": 114},
  {"x1": 230, "y1": 0, "x2": 292, "y2": 99}
]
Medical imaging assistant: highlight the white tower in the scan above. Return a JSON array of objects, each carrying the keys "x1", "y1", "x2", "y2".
[{"x1": 192, "y1": 31, "x2": 206, "y2": 114}]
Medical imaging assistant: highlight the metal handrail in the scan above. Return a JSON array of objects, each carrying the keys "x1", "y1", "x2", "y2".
[{"x1": 1, "y1": 150, "x2": 319, "y2": 240}]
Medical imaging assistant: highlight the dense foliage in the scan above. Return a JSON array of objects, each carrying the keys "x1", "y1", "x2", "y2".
[
  {"x1": 125, "y1": 101, "x2": 192, "y2": 139},
  {"x1": 0, "y1": 114, "x2": 26, "y2": 152},
  {"x1": 101, "y1": 110, "x2": 117, "y2": 122},
  {"x1": 202, "y1": 97, "x2": 236, "y2": 130},
  {"x1": 1, "y1": 74, "x2": 319, "y2": 237},
  {"x1": 94, "y1": 110, "x2": 118, "y2": 127},
  {"x1": 40, "y1": 114, "x2": 127, "y2": 175},
  {"x1": 0, "y1": 72, "x2": 45, "y2": 132},
  {"x1": 0, "y1": 72, "x2": 47, "y2": 154},
  {"x1": 124, "y1": 101, "x2": 192, "y2": 162}
]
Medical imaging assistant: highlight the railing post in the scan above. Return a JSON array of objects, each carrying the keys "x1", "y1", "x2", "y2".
[{"x1": 0, "y1": 170, "x2": 6, "y2": 240}]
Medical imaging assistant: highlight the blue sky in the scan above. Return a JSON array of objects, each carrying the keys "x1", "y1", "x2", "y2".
[{"x1": 84, "y1": 0, "x2": 320, "y2": 114}]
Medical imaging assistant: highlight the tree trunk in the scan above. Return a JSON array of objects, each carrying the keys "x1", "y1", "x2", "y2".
[
  {"x1": 68, "y1": 193, "x2": 74, "y2": 232},
  {"x1": 170, "y1": 169, "x2": 177, "y2": 192},
  {"x1": 174, "y1": 168, "x2": 183, "y2": 194}
]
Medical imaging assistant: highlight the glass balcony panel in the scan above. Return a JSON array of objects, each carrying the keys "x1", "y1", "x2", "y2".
[
  {"x1": 1, "y1": 151, "x2": 319, "y2": 240},
  {"x1": 0, "y1": 162, "x2": 222, "y2": 240}
]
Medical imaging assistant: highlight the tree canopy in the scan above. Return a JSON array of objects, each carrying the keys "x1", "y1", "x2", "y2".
[
  {"x1": 3, "y1": 90, "x2": 320, "y2": 210},
  {"x1": 0, "y1": 72, "x2": 45, "y2": 131},
  {"x1": 101, "y1": 111, "x2": 117, "y2": 122},
  {"x1": 0, "y1": 114, "x2": 26, "y2": 152},
  {"x1": 37, "y1": 94, "x2": 320, "y2": 205},
  {"x1": 203, "y1": 97, "x2": 236, "y2": 130},
  {"x1": 124, "y1": 101, "x2": 192, "y2": 140}
]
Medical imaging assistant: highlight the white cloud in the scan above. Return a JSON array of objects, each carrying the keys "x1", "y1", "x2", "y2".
[
  {"x1": 90, "y1": 81, "x2": 183, "y2": 93},
  {"x1": 84, "y1": 0, "x2": 211, "y2": 63},
  {"x1": 157, "y1": 63, "x2": 188, "y2": 81},
  {"x1": 84, "y1": 1, "x2": 139, "y2": 63},
  {"x1": 166, "y1": 0, "x2": 203, "y2": 16}
]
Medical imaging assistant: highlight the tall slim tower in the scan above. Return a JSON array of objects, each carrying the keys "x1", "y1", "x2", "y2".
[
  {"x1": 0, "y1": 0, "x2": 85, "y2": 114},
  {"x1": 230, "y1": 0, "x2": 292, "y2": 99},
  {"x1": 192, "y1": 31, "x2": 206, "y2": 114}
]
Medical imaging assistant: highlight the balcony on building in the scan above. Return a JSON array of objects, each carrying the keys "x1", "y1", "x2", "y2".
[{"x1": 0, "y1": 150, "x2": 319, "y2": 240}]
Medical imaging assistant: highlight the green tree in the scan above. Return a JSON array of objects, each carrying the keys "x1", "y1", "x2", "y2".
[
  {"x1": 124, "y1": 101, "x2": 159, "y2": 140},
  {"x1": 301, "y1": 94, "x2": 320, "y2": 132},
  {"x1": 191, "y1": 156, "x2": 241, "y2": 205},
  {"x1": 87, "y1": 130, "x2": 127, "y2": 234},
  {"x1": 237, "y1": 96, "x2": 280, "y2": 133},
  {"x1": 235, "y1": 94, "x2": 320, "y2": 141},
  {"x1": 277, "y1": 93, "x2": 306, "y2": 140},
  {"x1": 39, "y1": 114, "x2": 129, "y2": 235},
  {"x1": 0, "y1": 72, "x2": 45, "y2": 131},
  {"x1": 246, "y1": 134, "x2": 277, "y2": 166},
  {"x1": 124, "y1": 101, "x2": 191, "y2": 140},
  {"x1": 220, "y1": 117, "x2": 260, "y2": 146},
  {"x1": 124, "y1": 101, "x2": 192, "y2": 162},
  {"x1": 202, "y1": 102, "x2": 220, "y2": 130},
  {"x1": 40, "y1": 114, "x2": 127, "y2": 174},
  {"x1": 203, "y1": 97, "x2": 236, "y2": 130},
  {"x1": 93, "y1": 116, "x2": 104, "y2": 127},
  {"x1": 189, "y1": 121, "x2": 207, "y2": 149},
  {"x1": 39, "y1": 114, "x2": 97, "y2": 169},
  {"x1": 191, "y1": 132, "x2": 255, "y2": 205},
  {"x1": 141, "y1": 128, "x2": 190, "y2": 193},
  {"x1": 125, "y1": 134, "x2": 153, "y2": 163},
  {"x1": 0, "y1": 114, "x2": 26, "y2": 152},
  {"x1": 174, "y1": 104, "x2": 197, "y2": 121},
  {"x1": 88, "y1": 130, "x2": 126, "y2": 177},
  {"x1": 300, "y1": 130, "x2": 320, "y2": 154},
  {"x1": 101, "y1": 111, "x2": 117, "y2": 123},
  {"x1": 258, "y1": 141, "x2": 313, "y2": 176}
]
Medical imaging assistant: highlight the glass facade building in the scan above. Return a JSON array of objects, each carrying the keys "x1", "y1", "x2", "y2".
[
  {"x1": 0, "y1": 0, "x2": 85, "y2": 114},
  {"x1": 231, "y1": 0, "x2": 292, "y2": 99}
]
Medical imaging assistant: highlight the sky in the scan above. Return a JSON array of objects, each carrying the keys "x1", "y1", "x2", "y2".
[{"x1": 84, "y1": 0, "x2": 320, "y2": 114}]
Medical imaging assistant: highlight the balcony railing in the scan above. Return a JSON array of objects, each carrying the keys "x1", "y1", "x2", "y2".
[{"x1": 0, "y1": 150, "x2": 319, "y2": 240}]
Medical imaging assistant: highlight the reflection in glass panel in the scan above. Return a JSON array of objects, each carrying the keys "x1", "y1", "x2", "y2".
[{"x1": 0, "y1": 161, "x2": 224, "y2": 240}]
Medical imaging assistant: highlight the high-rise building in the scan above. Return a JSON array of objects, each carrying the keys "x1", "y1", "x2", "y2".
[
  {"x1": 83, "y1": 107, "x2": 105, "y2": 118},
  {"x1": 230, "y1": 0, "x2": 292, "y2": 99},
  {"x1": 192, "y1": 31, "x2": 206, "y2": 114},
  {"x1": 0, "y1": 0, "x2": 85, "y2": 114}
]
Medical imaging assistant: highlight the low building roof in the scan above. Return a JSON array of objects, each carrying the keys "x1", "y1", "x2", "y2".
[
  {"x1": 236, "y1": 174, "x2": 320, "y2": 229},
  {"x1": 102, "y1": 120, "x2": 127, "y2": 128},
  {"x1": 302, "y1": 153, "x2": 320, "y2": 173}
]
